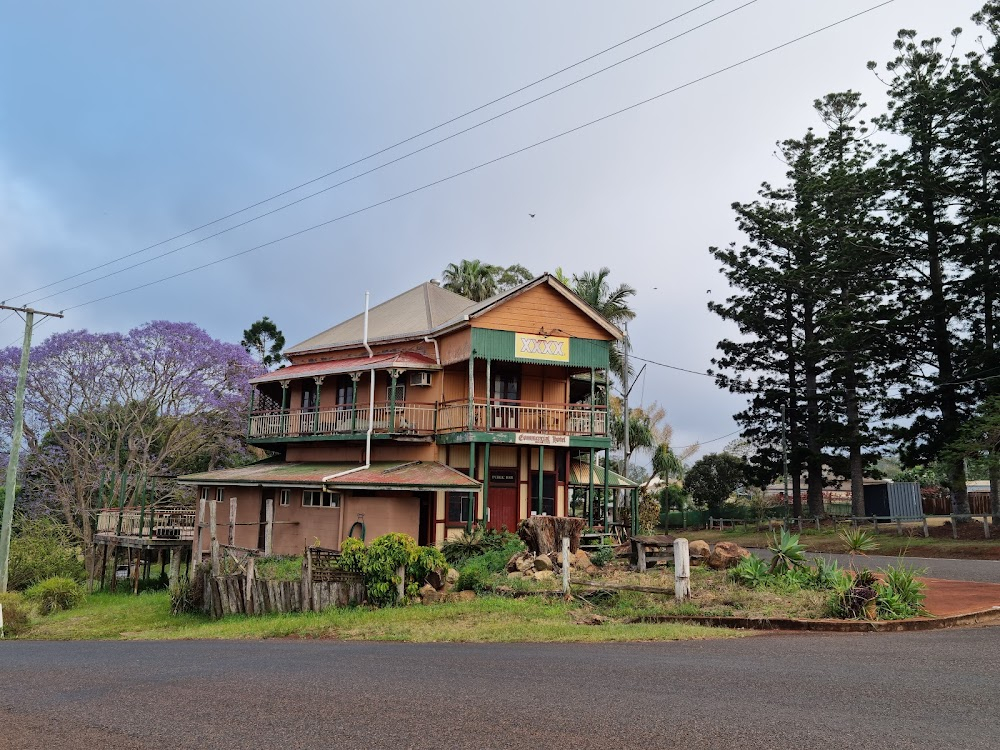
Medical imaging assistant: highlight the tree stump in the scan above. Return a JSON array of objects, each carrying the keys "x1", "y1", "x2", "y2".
[{"x1": 518, "y1": 516, "x2": 585, "y2": 555}]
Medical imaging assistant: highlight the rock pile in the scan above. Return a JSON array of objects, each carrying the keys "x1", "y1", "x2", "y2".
[
  {"x1": 505, "y1": 549, "x2": 597, "y2": 580},
  {"x1": 418, "y1": 567, "x2": 472, "y2": 604},
  {"x1": 707, "y1": 541, "x2": 750, "y2": 570}
]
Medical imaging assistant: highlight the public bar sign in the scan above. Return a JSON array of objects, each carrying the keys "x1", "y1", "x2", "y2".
[
  {"x1": 515, "y1": 433, "x2": 570, "y2": 447},
  {"x1": 515, "y1": 332, "x2": 570, "y2": 363}
]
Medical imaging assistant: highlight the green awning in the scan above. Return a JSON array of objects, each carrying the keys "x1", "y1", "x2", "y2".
[{"x1": 568, "y1": 459, "x2": 638, "y2": 488}]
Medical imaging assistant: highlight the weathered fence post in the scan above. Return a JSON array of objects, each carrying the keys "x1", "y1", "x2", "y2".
[
  {"x1": 194, "y1": 498, "x2": 205, "y2": 567},
  {"x1": 922, "y1": 517, "x2": 929, "y2": 538},
  {"x1": 304, "y1": 546, "x2": 314, "y2": 611},
  {"x1": 228, "y1": 497, "x2": 237, "y2": 546},
  {"x1": 209, "y1": 500, "x2": 220, "y2": 576},
  {"x1": 561, "y1": 536, "x2": 570, "y2": 597},
  {"x1": 168, "y1": 548, "x2": 182, "y2": 588},
  {"x1": 245, "y1": 557, "x2": 256, "y2": 616},
  {"x1": 264, "y1": 498, "x2": 274, "y2": 556},
  {"x1": 673, "y1": 538, "x2": 690, "y2": 603}
]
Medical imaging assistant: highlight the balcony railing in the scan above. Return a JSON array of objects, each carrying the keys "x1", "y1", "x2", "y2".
[
  {"x1": 248, "y1": 399, "x2": 607, "y2": 440},
  {"x1": 249, "y1": 402, "x2": 438, "y2": 439},
  {"x1": 437, "y1": 398, "x2": 607, "y2": 435},
  {"x1": 96, "y1": 507, "x2": 196, "y2": 541}
]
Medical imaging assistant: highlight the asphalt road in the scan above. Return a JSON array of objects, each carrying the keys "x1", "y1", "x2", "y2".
[
  {"x1": 751, "y1": 549, "x2": 1000, "y2": 583},
  {"x1": 2, "y1": 631, "x2": 999, "y2": 750}
]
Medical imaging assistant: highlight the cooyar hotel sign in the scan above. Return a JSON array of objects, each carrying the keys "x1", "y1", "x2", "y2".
[{"x1": 515, "y1": 332, "x2": 570, "y2": 363}]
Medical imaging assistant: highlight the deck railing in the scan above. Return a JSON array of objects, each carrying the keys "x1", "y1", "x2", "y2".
[
  {"x1": 249, "y1": 402, "x2": 438, "y2": 439},
  {"x1": 250, "y1": 399, "x2": 607, "y2": 439},
  {"x1": 95, "y1": 507, "x2": 196, "y2": 540}
]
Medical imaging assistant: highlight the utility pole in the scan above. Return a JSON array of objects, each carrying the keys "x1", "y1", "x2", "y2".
[
  {"x1": 622, "y1": 323, "x2": 629, "y2": 530},
  {"x1": 781, "y1": 402, "x2": 789, "y2": 522},
  {"x1": 0, "y1": 305, "x2": 64, "y2": 592}
]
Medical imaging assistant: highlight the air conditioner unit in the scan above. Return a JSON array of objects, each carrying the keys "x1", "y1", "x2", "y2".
[{"x1": 408, "y1": 371, "x2": 432, "y2": 387}]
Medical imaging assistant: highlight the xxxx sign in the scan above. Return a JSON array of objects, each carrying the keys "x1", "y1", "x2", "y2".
[{"x1": 515, "y1": 333, "x2": 570, "y2": 362}]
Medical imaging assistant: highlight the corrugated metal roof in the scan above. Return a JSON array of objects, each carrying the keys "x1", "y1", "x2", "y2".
[
  {"x1": 285, "y1": 283, "x2": 476, "y2": 354},
  {"x1": 179, "y1": 460, "x2": 482, "y2": 490},
  {"x1": 284, "y1": 274, "x2": 623, "y2": 357},
  {"x1": 568, "y1": 459, "x2": 638, "y2": 488},
  {"x1": 250, "y1": 351, "x2": 439, "y2": 384}
]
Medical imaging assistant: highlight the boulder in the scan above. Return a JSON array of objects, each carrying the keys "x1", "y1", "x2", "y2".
[
  {"x1": 571, "y1": 549, "x2": 592, "y2": 570},
  {"x1": 707, "y1": 541, "x2": 750, "y2": 570},
  {"x1": 534, "y1": 570, "x2": 555, "y2": 581},
  {"x1": 507, "y1": 571, "x2": 523, "y2": 579},
  {"x1": 445, "y1": 568, "x2": 460, "y2": 584},
  {"x1": 689, "y1": 540, "x2": 711, "y2": 566},
  {"x1": 516, "y1": 556, "x2": 535, "y2": 574},
  {"x1": 449, "y1": 590, "x2": 476, "y2": 603},
  {"x1": 418, "y1": 583, "x2": 437, "y2": 598},
  {"x1": 534, "y1": 554, "x2": 554, "y2": 571},
  {"x1": 426, "y1": 570, "x2": 446, "y2": 590},
  {"x1": 421, "y1": 589, "x2": 445, "y2": 604}
]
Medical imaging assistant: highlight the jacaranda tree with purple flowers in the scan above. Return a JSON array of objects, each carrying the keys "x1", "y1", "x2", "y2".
[{"x1": 0, "y1": 321, "x2": 263, "y2": 569}]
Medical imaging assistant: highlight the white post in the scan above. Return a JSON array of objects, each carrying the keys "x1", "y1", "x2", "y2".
[
  {"x1": 228, "y1": 497, "x2": 238, "y2": 546},
  {"x1": 561, "y1": 536, "x2": 570, "y2": 596},
  {"x1": 209, "y1": 499, "x2": 220, "y2": 576},
  {"x1": 674, "y1": 537, "x2": 690, "y2": 603},
  {"x1": 264, "y1": 498, "x2": 274, "y2": 556},
  {"x1": 396, "y1": 565, "x2": 406, "y2": 604}
]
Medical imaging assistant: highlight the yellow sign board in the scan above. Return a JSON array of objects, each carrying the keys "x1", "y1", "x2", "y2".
[{"x1": 515, "y1": 333, "x2": 570, "y2": 362}]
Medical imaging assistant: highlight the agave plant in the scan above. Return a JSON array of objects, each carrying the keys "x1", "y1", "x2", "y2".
[
  {"x1": 729, "y1": 554, "x2": 770, "y2": 588},
  {"x1": 838, "y1": 526, "x2": 879, "y2": 570},
  {"x1": 768, "y1": 529, "x2": 807, "y2": 575}
]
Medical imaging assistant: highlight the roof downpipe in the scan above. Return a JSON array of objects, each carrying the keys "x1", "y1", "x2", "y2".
[{"x1": 324, "y1": 291, "x2": 376, "y2": 486}]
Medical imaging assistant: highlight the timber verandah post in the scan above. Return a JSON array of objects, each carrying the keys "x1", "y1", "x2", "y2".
[
  {"x1": 588, "y1": 447, "x2": 595, "y2": 529},
  {"x1": 481, "y1": 443, "x2": 491, "y2": 526},
  {"x1": 389, "y1": 369, "x2": 400, "y2": 433},
  {"x1": 350, "y1": 372, "x2": 361, "y2": 433},
  {"x1": 280, "y1": 380, "x2": 290, "y2": 435},
  {"x1": 466, "y1": 442, "x2": 477, "y2": 533},
  {"x1": 313, "y1": 376, "x2": 324, "y2": 434},
  {"x1": 537, "y1": 445, "x2": 544, "y2": 516}
]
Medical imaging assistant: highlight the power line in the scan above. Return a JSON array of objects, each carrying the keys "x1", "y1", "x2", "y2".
[
  {"x1": 58, "y1": 1, "x2": 896, "y2": 314},
  {"x1": 18, "y1": 0, "x2": 758, "y2": 310},
  {"x1": 630, "y1": 354, "x2": 714, "y2": 378},
  {"x1": 4, "y1": 0, "x2": 726, "y2": 305},
  {"x1": 672, "y1": 430, "x2": 742, "y2": 450}
]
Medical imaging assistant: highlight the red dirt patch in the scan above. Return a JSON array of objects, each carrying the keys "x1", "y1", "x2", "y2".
[{"x1": 921, "y1": 577, "x2": 1000, "y2": 617}]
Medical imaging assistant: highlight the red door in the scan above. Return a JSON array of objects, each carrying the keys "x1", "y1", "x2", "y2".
[{"x1": 487, "y1": 487, "x2": 519, "y2": 532}]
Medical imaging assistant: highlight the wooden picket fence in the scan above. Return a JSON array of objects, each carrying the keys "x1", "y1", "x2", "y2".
[{"x1": 205, "y1": 544, "x2": 365, "y2": 618}]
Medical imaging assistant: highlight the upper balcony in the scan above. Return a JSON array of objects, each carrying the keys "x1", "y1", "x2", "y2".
[{"x1": 247, "y1": 398, "x2": 608, "y2": 442}]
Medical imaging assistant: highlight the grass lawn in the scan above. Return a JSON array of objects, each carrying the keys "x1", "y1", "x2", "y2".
[
  {"x1": 691, "y1": 527, "x2": 1000, "y2": 560},
  {"x1": 19, "y1": 591, "x2": 746, "y2": 643}
]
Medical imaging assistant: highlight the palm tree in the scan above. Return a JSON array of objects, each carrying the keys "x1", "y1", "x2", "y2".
[
  {"x1": 442, "y1": 259, "x2": 499, "y2": 302},
  {"x1": 571, "y1": 268, "x2": 636, "y2": 382}
]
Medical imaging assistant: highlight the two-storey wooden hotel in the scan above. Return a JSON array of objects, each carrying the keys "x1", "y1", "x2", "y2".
[{"x1": 180, "y1": 274, "x2": 636, "y2": 554}]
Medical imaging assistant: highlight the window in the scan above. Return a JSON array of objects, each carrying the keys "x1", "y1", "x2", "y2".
[
  {"x1": 529, "y1": 473, "x2": 556, "y2": 516},
  {"x1": 335, "y1": 376, "x2": 353, "y2": 407},
  {"x1": 447, "y1": 492, "x2": 474, "y2": 525},
  {"x1": 215, "y1": 487, "x2": 224, "y2": 503},
  {"x1": 200, "y1": 487, "x2": 208, "y2": 502},
  {"x1": 301, "y1": 387, "x2": 316, "y2": 411},
  {"x1": 302, "y1": 490, "x2": 340, "y2": 508},
  {"x1": 386, "y1": 382, "x2": 405, "y2": 402},
  {"x1": 279, "y1": 489, "x2": 290, "y2": 507}
]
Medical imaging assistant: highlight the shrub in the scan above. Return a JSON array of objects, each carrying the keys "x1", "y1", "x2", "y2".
[
  {"x1": 809, "y1": 558, "x2": 850, "y2": 591},
  {"x1": 8, "y1": 516, "x2": 85, "y2": 591},
  {"x1": 729, "y1": 554, "x2": 770, "y2": 588},
  {"x1": 336, "y1": 534, "x2": 450, "y2": 606},
  {"x1": 24, "y1": 577, "x2": 85, "y2": 615},
  {"x1": 169, "y1": 579, "x2": 197, "y2": 615},
  {"x1": 590, "y1": 545, "x2": 615, "y2": 568},
  {"x1": 455, "y1": 565, "x2": 492, "y2": 593},
  {"x1": 0, "y1": 592, "x2": 31, "y2": 637},
  {"x1": 441, "y1": 528, "x2": 493, "y2": 566},
  {"x1": 839, "y1": 527, "x2": 879, "y2": 561},
  {"x1": 455, "y1": 538, "x2": 525, "y2": 592},
  {"x1": 877, "y1": 563, "x2": 926, "y2": 619}
]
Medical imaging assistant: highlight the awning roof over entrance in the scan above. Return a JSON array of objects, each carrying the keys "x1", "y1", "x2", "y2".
[
  {"x1": 249, "y1": 351, "x2": 440, "y2": 385},
  {"x1": 179, "y1": 460, "x2": 481, "y2": 492},
  {"x1": 568, "y1": 459, "x2": 639, "y2": 489}
]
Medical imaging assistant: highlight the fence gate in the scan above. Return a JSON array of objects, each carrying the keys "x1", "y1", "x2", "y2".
[{"x1": 887, "y1": 482, "x2": 922, "y2": 520}]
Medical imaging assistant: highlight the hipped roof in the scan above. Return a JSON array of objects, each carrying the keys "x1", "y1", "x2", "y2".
[
  {"x1": 179, "y1": 460, "x2": 481, "y2": 491},
  {"x1": 285, "y1": 274, "x2": 623, "y2": 356},
  {"x1": 250, "y1": 351, "x2": 439, "y2": 385}
]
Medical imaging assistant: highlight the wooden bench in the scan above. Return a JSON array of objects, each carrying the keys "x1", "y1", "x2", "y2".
[{"x1": 630, "y1": 535, "x2": 675, "y2": 572}]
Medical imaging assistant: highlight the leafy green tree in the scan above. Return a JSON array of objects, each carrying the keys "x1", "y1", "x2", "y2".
[
  {"x1": 241, "y1": 316, "x2": 286, "y2": 369},
  {"x1": 683, "y1": 453, "x2": 747, "y2": 515},
  {"x1": 944, "y1": 395, "x2": 1000, "y2": 523}
]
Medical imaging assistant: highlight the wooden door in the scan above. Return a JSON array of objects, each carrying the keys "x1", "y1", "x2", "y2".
[
  {"x1": 492, "y1": 369, "x2": 520, "y2": 430},
  {"x1": 487, "y1": 487, "x2": 518, "y2": 532}
]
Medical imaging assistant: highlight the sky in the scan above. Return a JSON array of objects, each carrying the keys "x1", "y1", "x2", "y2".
[{"x1": 0, "y1": 0, "x2": 989, "y2": 462}]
